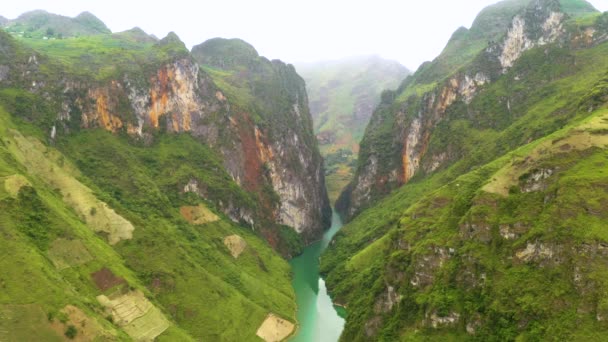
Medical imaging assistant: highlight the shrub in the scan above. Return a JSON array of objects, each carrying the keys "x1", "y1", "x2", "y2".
[{"x1": 64, "y1": 325, "x2": 77, "y2": 339}]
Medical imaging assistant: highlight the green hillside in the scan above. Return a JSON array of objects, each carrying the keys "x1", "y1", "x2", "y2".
[
  {"x1": 337, "y1": 0, "x2": 603, "y2": 220},
  {"x1": 2, "y1": 10, "x2": 110, "y2": 39},
  {"x1": 0, "y1": 104, "x2": 299, "y2": 340},
  {"x1": 1, "y1": 0, "x2": 607, "y2": 340},
  {"x1": 0, "y1": 13, "x2": 325, "y2": 341},
  {"x1": 323, "y1": 108, "x2": 608, "y2": 340},
  {"x1": 323, "y1": 0, "x2": 608, "y2": 340}
]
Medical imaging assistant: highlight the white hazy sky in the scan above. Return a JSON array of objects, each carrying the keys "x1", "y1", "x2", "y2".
[{"x1": 2, "y1": 0, "x2": 608, "y2": 70}]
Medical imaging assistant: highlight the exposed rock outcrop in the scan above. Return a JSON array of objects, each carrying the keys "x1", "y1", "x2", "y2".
[
  {"x1": 52, "y1": 34, "x2": 331, "y2": 247},
  {"x1": 337, "y1": 0, "x2": 604, "y2": 221},
  {"x1": 191, "y1": 38, "x2": 332, "y2": 243},
  {"x1": 223, "y1": 235, "x2": 247, "y2": 259},
  {"x1": 338, "y1": 70, "x2": 490, "y2": 219},
  {"x1": 0, "y1": 31, "x2": 330, "y2": 250}
]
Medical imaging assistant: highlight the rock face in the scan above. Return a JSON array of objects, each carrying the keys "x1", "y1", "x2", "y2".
[
  {"x1": 0, "y1": 16, "x2": 303, "y2": 342},
  {"x1": 337, "y1": 0, "x2": 599, "y2": 221},
  {"x1": 498, "y1": 7, "x2": 565, "y2": 71},
  {"x1": 57, "y1": 55, "x2": 221, "y2": 138},
  {"x1": 192, "y1": 38, "x2": 332, "y2": 243},
  {"x1": 0, "y1": 30, "x2": 330, "y2": 250},
  {"x1": 337, "y1": 68, "x2": 492, "y2": 219},
  {"x1": 322, "y1": 1, "x2": 608, "y2": 340},
  {"x1": 110, "y1": 38, "x2": 330, "y2": 245}
]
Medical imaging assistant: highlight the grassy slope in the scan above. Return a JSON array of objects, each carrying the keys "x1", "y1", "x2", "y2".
[
  {"x1": 2, "y1": 10, "x2": 111, "y2": 39},
  {"x1": 58, "y1": 129, "x2": 297, "y2": 339},
  {"x1": 15, "y1": 32, "x2": 187, "y2": 81},
  {"x1": 344, "y1": 1, "x2": 604, "y2": 220},
  {"x1": 0, "y1": 28, "x2": 297, "y2": 341},
  {"x1": 323, "y1": 109, "x2": 608, "y2": 341},
  {"x1": 322, "y1": 9, "x2": 608, "y2": 340},
  {"x1": 0, "y1": 98, "x2": 296, "y2": 340},
  {"x1": 64, "y1": 129, "x2": 297, "y2": 333},
  {"x1": 0, "y1": 106, "x2": 140, "y2": 341}
]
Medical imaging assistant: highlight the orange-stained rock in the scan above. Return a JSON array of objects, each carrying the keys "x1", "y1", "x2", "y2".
[{"x1": 83, "y1": 87, "x2": 123, "y2": 133}]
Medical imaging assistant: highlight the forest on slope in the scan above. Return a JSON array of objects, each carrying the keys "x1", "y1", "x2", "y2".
[
  {"x1": 322, "y1": 0, "x2": 608, "y2": 340},
  {"x1": 0, "y1": 10, "x2": 330, "y2": 341}
]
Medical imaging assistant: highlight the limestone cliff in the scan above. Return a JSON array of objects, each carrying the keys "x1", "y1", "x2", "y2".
[
  {"x1": 0, "y1": 30, "x2": 330, "y2": 252},
  {"x1": 337, "y1": 0, "x2": 602, "y2": 221},
  {"x1": 0, "y1": 22, "x2": 301, "y2": 341},
  {"x1": 192, "y1": 38, "x2": 332, "y2": 243},
  {"x1": 322, "y1": 2, "x2": 608, "y2": 340}
]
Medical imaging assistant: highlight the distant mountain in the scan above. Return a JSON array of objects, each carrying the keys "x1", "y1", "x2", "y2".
[
  {"x1": 1, "y1": 10, "x2": 110, "y2": 38},
  {"x1": 192, "y1": 37, "x2": 260, "y2": 69},
  {"x1": 112, "y1": 27, "x2": 159, "y2": 44},
  {"x1": 296, "y1": 56, "x2": 409, "y2": 202},
  {"x1": 0, "y1": 16, "x2": 7, "y2": 26}
]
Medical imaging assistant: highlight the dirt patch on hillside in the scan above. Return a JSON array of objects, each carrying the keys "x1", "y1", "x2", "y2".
[
  {"x1": 3, "y1": 174, "x2": 30, "y2": 198},
  {"x1": 47, "y1": 238, "x2": 93, "y2": 270},
  {"x1": 91, "y1": 267, "x2": 127, "y2": 292},
  {"x1": 97, "y1": 290, "x2": 170, "y2": 341},
  {"x1": 180, "y1": 203, "x2": 219, "y2": 225},
  {"x1": 49, "y1": 305, "x2": 116, "y2": 341},
  {"x1": 122, "y1": 305, "x2": 170, "y2": 341},
  {"x1": 223, "y1": 234, "x2": 247, "y2": 258},
  {"x1": 255, "y1": 313, "x2": 295, "y2": 342},
  {"x1": 6, "y1": 130, "x2": 134, "y2": 244},
  {"x1": 483, "y1": 111, "x2": 608, "y2": 196}
]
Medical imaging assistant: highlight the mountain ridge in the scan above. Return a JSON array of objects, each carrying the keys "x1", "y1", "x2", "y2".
[
  {"x1": 0, "y1": 10, "x2": 329, "y2": 341},
  {"x1": 1, "y1": 10, "x2": 110, "y2": 38},
  {"x1": 337, "y1": 0, "x2": 601, "y2": 221},
  {"x1": 322, "y1": 0, "x2": 608, "y2": 340}
]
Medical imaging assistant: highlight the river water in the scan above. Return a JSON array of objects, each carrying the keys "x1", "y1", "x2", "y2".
[{"x1": 289, "y1": 211, "x2": 345, "y2": 342}]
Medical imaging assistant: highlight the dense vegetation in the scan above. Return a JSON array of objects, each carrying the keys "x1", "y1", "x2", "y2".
[
  {"x1": 337, "y1": 0, "x2": 607, "y2": 220},
  {"x1": 0, "y1": 11, "x2": 310, "y2": 341},
  {"x1": 0, "y1": 106, "x2": 296, "y2": 340},
  {"x1": 2, "y1": 10, "x2": 111, "y2": 39},
  {"x1": 323, "y1": 0, "x2": 608, "y2": 340}
]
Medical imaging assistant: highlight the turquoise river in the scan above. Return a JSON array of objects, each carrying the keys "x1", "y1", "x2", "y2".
[{"x1": 289, "y1": 211, "x2": 346, "y2": 341}]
